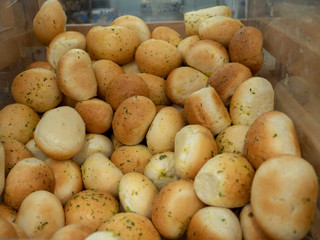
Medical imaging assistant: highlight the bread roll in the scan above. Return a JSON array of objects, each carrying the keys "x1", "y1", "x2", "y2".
[
  {"x1": 229, "y1": 26, "x2": 264, "y2": 74},
  {"x1": 184, "y1": 86, "x2": 231, "y2": 136},
  {"x1": 58, "y1": 49, "x2": 97, "y2": 101},
  {"x1": 194, "y1": 153, "x2": 255, "y2": 208},
  {"x1": 199, "y1": 16, "x2": 244, "y2": 47},
  {"x1": 11, "y1": 68, "x2": 62, "y2": 112},
  {"x1": 44, "y1": 158, "x2": 83, "y2": 205},
  {"x1": 86, "y1": 25, "x2": 140, "y2": 65},
  {"x1": 185, "y1": 39, "x2": 229, "y2": 76},
  {"x1": 0, "y1": 103, "x2": 40, "y2": 144},
  {"x1": 111, "y1": 15, "x2": 151, "y2": 43},
  {"x1": 230, "y1": 77, "x2": 274, "y2": 126},
  {"x1": 33, "y1": 0, "x2": 66, "y2": 45},
  {"x1": 85, "y1": 231, "x2": 120, "y2": 240},
  {"x1": 11, "y1": 222, "x2": 28, "y2": 239},
  {"x1": 187, "y1": 206, "x2": 242, "y2": 240},
  {"x1": 151, "y1": 179, "x2": 205, "y2": 239},
  {"x1": 64, "y1": 189, "x2": 119, "y2": 231},
  {"x1": 184, "y1": 5, "x2": 232, "y2": 36},
  {"x1": 112, "y1": 96, "x2": 156, "y2": 145},
  {"x1": 105, "y1": 73, "x2": 149, "y2": 111},
  {"x1": 98, "y1": 212, "x2": 161, "y2": 240},
  {"x1": 165, "y1": 66, "x2": 208, "y2": 106},
  {"x1": 110, "y1": 144, "x2": 153, "y2": 174},
  {"x1": 3, "y1": 158, "x2": 54, "y2": 210},
  {"x1": 81, "y1": 152, "x2": 123, "y2": 196},
  {"x1": 244, "y1": 111, "x2": 301, "y2": 169},
  {"x1": 216, "y1": 125, "x2": 249, "y2": 155},
  {"x1": 138, "y1": 73, "x2": 171, "y2": 106},
  {"x1": 51, "y1": 224, "x2": 94, "y2": 240},
  {"x1": 146, "y1": 106, "x2": 185, "y2": 154},
  {"x1": 34, "y1": 106, "x2": 86, "y2": 160},
  {"x1": 0, "y1": 204, "x2": 16, "y2": 223},
  {"x1": 75, "y1": 98, "x2": 113, "y2": 133},
  {"x1": 144, "y1": 152, "x2": 178, "y2": 190},
  {"x1": 0, "y1": 218, "x2": 18, "y2": 239},
  {"x1": 151, "y1": 26, "x2": 182, "y2": 47},
  {"x1": 174, "y1": 124, "x2": 218, "y2": 179},
  {"x1": 1, "y1": 137, "x2": 33, "y2": 176},
  {"x1": 26, "y1": 61, "x2": 54, "y2": 71},
  {"x1": 26, "y1": 138, "x2": 47, "y2": 160},
  {"x1": 251, "y1": 154, "x2": 318, "y2": 240},
  {"x1": 73, "y1": 133, "x2": 114, "y2": 166},
  {"x1": 15, "y1": 190, "x2": 65, "y2": 239},
  {"x1": 177, "y1": 35, "x2": 200, "y2": 64},
  {"x1": 121, "y1": 60, "x2": 141, "y2": 74},
  {"x1": 135, "y1": 39, "x2": 182, "y2": 78},
  {"x1": 0, "y1": 142, "x2": 3, "y2": 195},
  {"x1": 47, "y1": 31, "x2": 86, "y2": 69},
  {"x1": 118, "y1": 172, "x2": 158, "y2": 218},
  {"x1": 92, "y1": 60, "x2": 125, "y2": 98},
  {"x1": 208, "y1": 62, "x2": 252, "y2": 106},
  {"x1": 240, "y1": 204, "x2": 271, "y2": 240}
]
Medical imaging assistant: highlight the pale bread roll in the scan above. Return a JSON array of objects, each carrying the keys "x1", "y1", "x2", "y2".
[
  {"x1": 34, "y1": 106, "x2": 86, "y2": 160},
  {"x1": 151, "y1": 26, "x2": 182, "y2": 47},
  {"x1": 216, "y1": 125, "x2": 249, "y2": 155},
  {"x1": 15, "y1": 190, "x2": 65, "y2": 239},
  {"x1": 110, "y1": 144, "x2": 153, "y2": 174},
  {"x1": 251, "y1": 154, "x2": 318, "y2": 240},
  {"x1": 111, "y1": 134, "x2": 124, "y2": 150},
  {"x1": 0, "y1": 203, "x2": 17, "y2": 223},
  {"x1": 118, "y1": 172, "x2": 158, "y2": 218},
  {"x1": 144, "y1": 152, "x2": 178, "y2": 190},
  {"x1": 75, "y1": 98, "x2": 113, "y2": 133},
  {"x1": 151, "y1": 179, "x2": 205, "y2": 239},
  {"x1": 51, "y1": 223, "x2": 94, "y2": 240},
  {"x1": 165, "y1": 66, "x2": 208, "y2": 106},
  {"x1": 1, "y1": 137, "x2": 32, "y2": 176},
  {"x1": 146, "y1": 106, "x2": 185, "y2": 154},
  {"x1": 185, "y1": 39, "x2": 229, "y2": 76},
  {"x1": 121, "y1": 60, "x2": 141, "y2": 74},
  {"x1": 3, "y1": 158, "x2": 54, "y2": 210},
  {"x1": 199, "y1": 16, "x2": 244, "y2": 47},
  {"x1": 85, "y1": 231, "x2": 120, "y2": 240},
  {"x1": 11, "y1": 68, "x2": 62, "y2": 112},
  {"x1": 86, "y1": 25, "x2": 140, "y2": 65},
  {"x1": 230, "y1": 77, "x2": 274, "y2": 126},
  {"x1": 58, "y1": 49, "x2": 97, "y2": 101},
  {"x1": 184, "y1": 86, "x2": 231, "y2": 136},
  {"x1": 81, "y1": 152, "x2": 123, "y2": 196},
  {"x1": 44, "y1": 158, "x2": 83, "y2": 205},
  {"x1": 208, "y1": 62, "x2": 252, "y2": 106},
  {"x1": 240, "y1": 204, "x2": 272, "y2": 240},
  {"x1": 138, "y1": 73, "x2": 171, "y2": 106},
  {"x1": 98, "y1": 212, "x2": 161, "y2": 240},
  {"x1": 111, "y1": 15, "x2": 151, "y2": 43},
  {"x1": 187, "y1": 206, "x2": 242, "y2": 240},
  {"x1": 135, "y1": 39, "x2": 182, "y2": 78},
  {"x1": 26, "y1": 61, "x2": 54, "y2": 71},
  {"x1": 33, "y1": 0, "x2": 66, "y2": 45},
  {"x1": 47, "y1": 31, "x2": 86, "y2": 69},
  {"x1": 105, "y1": 73, "x2": 149, "y2": 111},
  {"x1": 177, "y1": 35, "x2": 200, "y2": 64},
  {"x1": 0, "y1": 218, "x2": 18, "y2": 239},
  {"x1": 174, "y1": 124, "x2": 218, "y2": 179},
  {"x1": 112, "y1": 96, "x2": 156, "y2": 145},
  {"x1": 73, "y1": 133, "x2": 114, "y2": 166},
  {"x1": 184, "y1": 5, "x2": 232, "y2": 36},
  {"x1": 244, "y1": 111, "x2": 301, "y2": 169},
  {"x1": 92, "y1": 59, "x2": 124, "y2": 98},
  {"x1": 194, "y1": 153, "x2": 255, "y2": 208},
  {"x1": 64, "y1": 190, "x2": 119, "y2": 231},
  {"x1": 26, "y1": 138, "x2": 47, "y2": 160}
]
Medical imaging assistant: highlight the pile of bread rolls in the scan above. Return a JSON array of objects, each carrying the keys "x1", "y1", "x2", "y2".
[{"x1": 0, "y1": 0, "x2": 318, "y2": 239}]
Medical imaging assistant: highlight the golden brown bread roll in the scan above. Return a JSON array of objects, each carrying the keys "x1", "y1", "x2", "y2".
[
  {"x1": 244, "y1": 111, "x2": 301, "y2": 169},
  {"x1": 105, "y1": 73, "x2": 149, "y2": 111},
  {"x1": 0, "y1": 142, "x2": 3, "y2": 196},
  {"x1": 229, "y1": 26, "x2": 264, "y2": 74},
  {"x1": 184, "y1": 86, "x2": 231, "y2": 136},
  {"x1": 151, "y1": 26, "x2": 182, "y2": 47},
  {"x1": 251, "y1": 154, "x2": 318, "y2": 240},
  {"x1": 112, "y1": 96, "x2": 156, "y2": 145},
  {"x1": 0, "y1": 203, "x2": 16, "y2": 223},
  {"x1": 208, "y1": 62, "x2": 252, "y2": 106},
  {"x1": 25, "y1": 61, "x2": 54, "y2": 71},
  {"x1": 58, "y1": 49, "x2": 97, "y2": 101},
  {"x1": 0, "y1": 218, "x2": 18, "y2": 239},
  {"x1": 50, "y1": 223, "x2": 94, "y2": 240},
  {"x1": 33, "y1": 0, "x2": 67, "y2": 45}
]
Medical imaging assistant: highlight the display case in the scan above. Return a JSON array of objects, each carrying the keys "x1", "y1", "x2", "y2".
[{"x1": 0, "y1": 0, "x2": 319, "y2": 239}]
